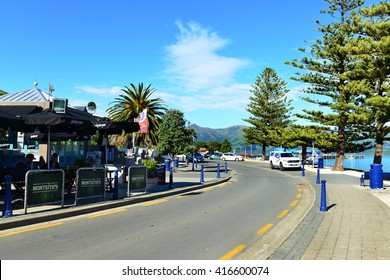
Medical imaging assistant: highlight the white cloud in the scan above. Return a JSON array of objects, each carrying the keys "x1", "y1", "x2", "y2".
[
  {"x1": 74, "y1": 85, "x2": 122, "y2": 97},
  {"x1": 162, "y1": 21, "x2": 252, "y2": 111}
]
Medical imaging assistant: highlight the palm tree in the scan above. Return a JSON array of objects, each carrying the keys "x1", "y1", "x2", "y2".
[{"x1": 107, "y1": 83, "x2": 167, "y2": 146}]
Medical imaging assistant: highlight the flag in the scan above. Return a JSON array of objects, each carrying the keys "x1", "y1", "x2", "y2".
[{"x1": 135, "y1": 109, "x2": 148, "y2": 133}]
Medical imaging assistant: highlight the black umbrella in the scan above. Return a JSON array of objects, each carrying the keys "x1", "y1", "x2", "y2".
[
  {"x1": 92, "y1": 118, "x2": 140, "y2": 165},
  {"x1": 23, "y1": 108, "x2": 97, "y2": 168}
]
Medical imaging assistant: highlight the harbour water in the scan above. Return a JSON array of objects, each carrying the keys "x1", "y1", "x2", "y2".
[{"x1": 323, "y1": 155, "x2": 390, "y2": 172}]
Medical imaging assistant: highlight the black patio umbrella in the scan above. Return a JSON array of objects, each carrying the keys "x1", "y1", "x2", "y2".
[
  {"x1": 0, "y1": 110, "x2": 27, "y2": 131},
  {"x1": 92, "y1": 118, "x2": 140, "y2": 165},
  {"x1": 22, "y1": 108, "x2": 97, "y2": 168}
]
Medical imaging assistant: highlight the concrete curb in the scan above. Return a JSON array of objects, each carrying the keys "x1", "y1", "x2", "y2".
[{"x1": 0, "y1": 176, "x2": 232, "y2": 231}]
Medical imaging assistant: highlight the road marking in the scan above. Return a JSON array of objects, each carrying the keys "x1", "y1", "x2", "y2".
[
  {"x1": 141, "y1": 199, "x2": 168, "y2": 207},
  {"x1": 219, "y1": 244, "x2": 246, "y2": 260},
  {"x1": 257, "y1": 223, "x2": 273, "y2": 235},
  {"x1": 202, "y1": 188, "x2": 213, "y2": 192},
  {"x1": 0, "y1": 223, "x2": 63, "y2": 238},
  {"x1": 296, "y1": 193, "x2": 302, "y2": 199},
  {"x1": 297, "y1": 188, "x2": 302, "y2": 193},
  {"x1": 88, "y1": 209, "x2": 126, "y2": 219},
  {"x1": 277, "y1": 210, "x2": 289, "y2": 219},
  {"x1": 290, "y1": 200, "x2": 298, "y2": 207}
]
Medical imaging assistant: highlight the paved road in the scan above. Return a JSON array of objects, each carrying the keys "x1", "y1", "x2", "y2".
[{"x1": 0, "y1": 161, "x2": 304, "y2": 259}]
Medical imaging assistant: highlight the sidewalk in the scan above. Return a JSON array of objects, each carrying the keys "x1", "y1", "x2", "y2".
[
  {"x1": 271, "y1": 165, "x2": 390, "y2": 260},
  {"x1": 0, "y1": 163, "x2": 231, "y2": 230}
]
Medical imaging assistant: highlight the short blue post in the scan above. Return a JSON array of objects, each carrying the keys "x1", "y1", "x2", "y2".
[
  {"x1": 2, "y1": 175, "x2": 13, "y2": 217},
  {"x1": 200, "y1": 165, "x2": 204, "y2": 183},
  {"x1": 302, "y1": 164, "x2": 305, "y2": 176},
  {"x1": 168, "y1": 166, "x2": 173, "y2": 189},
  {"x1": 113, "y1": 169, "x2": 119, "y2": 199},
  {"x1": 224, "y1": 162, "x2": 228, "y2": 174},
  {"x1": 320, "y1": 180, "x2": 328, "y2": 212},
  {"x1": 316, "y1": 168, "x2": 320, "y2": 184},
  {"x1": 360, "y1": 175, "x2": 364, "y2": 186},
  {"x1": 216, "y1": 164, "x2": 220, "y2": 178}
]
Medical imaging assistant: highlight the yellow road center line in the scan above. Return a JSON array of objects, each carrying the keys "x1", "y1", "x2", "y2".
[
  {"x1": 298, "y1": 188, "x2": 302, "y2": 193},
  {"x1": 257, "y1": 223, "x2": 273, "y2": 235},
  {"x1": 296, "y1": 193, "x2": 302, "y2": 199},
  {"x1": 0, "y1": 222, "x2": 63, "y2": 238},
  {"x1": 290, "y1": 200, "x2": 298, "y2": 207},
  {"x1": 202, "y1": 188, "x2": 213, "y2": 192},
  {"x1": 141, "y1": 199, "x2": 168, "y2": 207},
  {"x1": 277, "y1": 210, "x2": 289, "y2": 219},
  {"x1": 88, "y1": 209, "x2": 126, "y2": 219},
  {"x1": 219, "y1": 244, "x2": 246, "y2": 260}
]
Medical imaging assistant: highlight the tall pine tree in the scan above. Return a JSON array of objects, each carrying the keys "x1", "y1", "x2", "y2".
[
  {"x1": 243, "y1": 68, "x2": 293, "y2": 160},
  {"x1": 286, "y1": 0, "x2": 368, "y2": 171},
  {"x1": 345, "y1": 2, "x2": 390, "y2": 164}
]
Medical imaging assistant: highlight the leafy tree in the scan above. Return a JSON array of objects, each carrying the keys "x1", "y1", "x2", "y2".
[
  {"x1": 286, "y1": 0, "x2": 368, "y2": 171},
  {"x1": 344, "y1": 2, "x2": 390, "y2": 164},
  {"x1": 220, "y1": 139, "x2": 232, "y2": 153},
  {"x1": 243, "y1": 67, "x2": 293, "y2": 160},
  {"x1": 157, "y1": 109, "x2": 195, "y2": 157},
  {"x1": 207, "y1": 141, "x2": 221, "y2": 153},
  {"x1": 107, "y1": 83, "x2": 166, "y2": 146},
  {"x1": 0, "y1": 89, "x2": 8, "y2": 96}
]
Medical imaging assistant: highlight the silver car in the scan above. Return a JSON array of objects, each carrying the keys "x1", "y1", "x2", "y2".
[{"x1": 221, "y1": 153, "x2": 244, "y2": 161}]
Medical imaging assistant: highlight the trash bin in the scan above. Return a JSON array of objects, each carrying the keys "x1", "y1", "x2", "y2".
[
  {"x1": 318, "y1": 158, "x2": 324, "y2": 169},
  {"x1": 156, "y1": 165, "x2": 166, "y2": 185},
  {"x1": 174, "y1": 157, "x2": 179, "y2": 168},
  {"x1": 370, "y1": 163, "x2": 383, "y2": 189}
]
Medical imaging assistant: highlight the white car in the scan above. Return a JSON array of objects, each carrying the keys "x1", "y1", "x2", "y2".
[
  {"x1": 269, "y1": 151, "x2": 301, "y2": 171},
  {"x1": 221, "y1": 153, "x2": 244, "y2": 161}
]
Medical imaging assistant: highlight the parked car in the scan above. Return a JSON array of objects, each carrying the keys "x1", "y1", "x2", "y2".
[
  {"x1": 269, "y1": 151, "x2": 301, "y2": 171},
  {"x1": 221, "y1": 153, "x2": 244, "y2": 161},
  {"x1": 209, "y1": 152, "x2": 222, "y2": 160},
  {"x1": 187, "y1": 152, "x2": 204, "y2": 162}
]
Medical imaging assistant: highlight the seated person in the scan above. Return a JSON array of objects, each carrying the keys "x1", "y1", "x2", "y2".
[
  {"x1": 43, "y1": 153, "x2": 61, "y2": 170},
  {"x1": 13, "y1": 153, "x2": 35, "y2": 193}
]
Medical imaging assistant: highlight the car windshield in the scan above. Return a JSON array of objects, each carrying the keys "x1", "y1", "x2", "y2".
[{"x1": 280, "y1": 153, "x2": 293, "y2": 158}]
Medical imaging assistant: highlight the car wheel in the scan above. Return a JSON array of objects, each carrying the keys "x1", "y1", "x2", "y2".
[
  {"x1": 279, "y1": 162, "x2": 285, "y2": 171},
  {"x1": 222, "y1": 157, "x2": 226, "y2": 161},
  {"x1": 235, "y1": 158, "x2": 239, "y2": 161},
  {"x1": 270, "y1": 162, "x2": 275, "y2": 169}
]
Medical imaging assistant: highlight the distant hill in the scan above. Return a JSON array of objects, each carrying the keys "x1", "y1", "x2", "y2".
[{"x1": 190, "y1": 124, "x2": 246, "y2": 149}]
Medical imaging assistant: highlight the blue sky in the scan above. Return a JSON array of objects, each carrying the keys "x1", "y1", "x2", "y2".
[{"x1": 0, "y1": 0, "x2": 379, "y2": 128}]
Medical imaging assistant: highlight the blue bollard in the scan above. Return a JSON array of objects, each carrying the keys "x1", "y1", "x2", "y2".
[
  {"x1": 113, "y1": 169, "x2": 119, "y2": 199},
  {"x1": 216, "y1": 164, "x2": 220, "y2": 178},
  {"x1": 302, "y1": 164, "x2": 305, "y2": 176},
  {"x1": 200, "y1": 165, "x2": 204, "y2": 183},
  {"x1": 320, "y1": 180, "x2": 328, "y2": 212},
  {"x1": 174, "y1": 157, "x2": 179, "y2": 168},
  {"x1": 168, "y1": 166, "x2": 173, "y2": 189},
  {"x1": 224, "y1": 162, "x2": 228, "y2": 174},
  {"x1": 316, "y1": 168, "x2": 320, "y2": 184},
  {"x1": 360, "y1": 175, "x2": 364, "y2": 186},
  {"x1": 2, "y1": 175, "x2": 13, "y2": 217}
]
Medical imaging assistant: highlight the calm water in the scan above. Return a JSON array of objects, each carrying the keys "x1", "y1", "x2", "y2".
[{"x1": 323, "y1": 155, "x2": 390, "y2": 172}]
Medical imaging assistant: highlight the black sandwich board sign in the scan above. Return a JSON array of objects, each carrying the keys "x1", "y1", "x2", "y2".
[
  {"x1": 24, "y1": 170, "x2": 64, "y2": 213},
  {"x1": 75, "y1": 167, "x2": 105, "y2": 203},
  {"x1": 128, "y1": 166, "x2": 147, "y2": 193}
]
